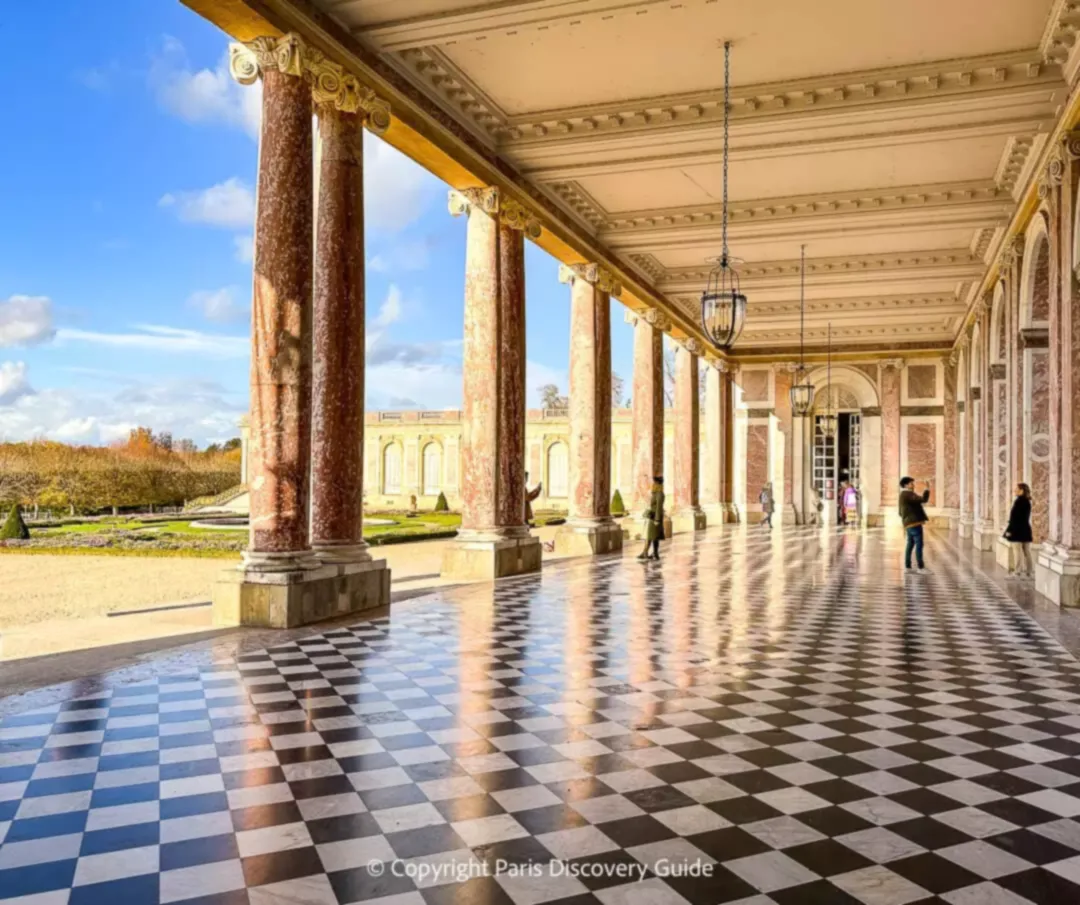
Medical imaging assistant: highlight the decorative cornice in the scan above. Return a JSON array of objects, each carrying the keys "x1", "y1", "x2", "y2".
[
  {"x1": 558, "y1": 262, "x2": 622, "y2": 295},
  {"x1": 603, "y1": 182, "x2": 1007, "y2": 234},
  {"x1": 230, "y1": 34, "x2": 391, "y2": 132},
  {"x1": 548, "y1": 182, "x2": 607, "y2": 230},
  {"x1": 1041, "y1": 0, "x2": 1080, "y2": 66},
  {"x1": 995, "y1": 136, "x2": 1037, "y2": 194},
  {"x1": 448, "y1": 188, "x2": 541, "y2": 237},
  {"x1": 627, "y1": 253, "x2": 666, "y2": 283},
  {"x1": 502, "y1": 53, "x2": 1058, "y2": 147}
]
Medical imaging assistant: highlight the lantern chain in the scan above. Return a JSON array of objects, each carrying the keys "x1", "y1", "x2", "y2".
[{"x1": 722, "y1": 40, "x2": 730, "y2": 265}]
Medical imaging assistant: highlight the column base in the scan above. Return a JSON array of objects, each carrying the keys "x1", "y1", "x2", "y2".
[
  {"x1": 622, "y1": 515, "x2": 673, "y2": 541},
  {"x1": 973, "y1": 522, "x2": 996, "y2": 552},
  {"x1": 213, "y1": 558, "x2": 390, "y2": 628},
  {"x1": 441, "y1": 532, "x2": 542, "y2": 581},
  {"x1": 554, "y1": 520, "x2": 624, "y2": 557},
  {"x1": 312, "y1": 541, "x2": 372, "y2": 564},
  {"x1": 702, "y1": 504, "x2": 736, "y2": 527},
  {"x1": 958, "y1": 516, "x2": 974, "y2": 538},
  {"x1": 1035, "y1": 545, "x2": 1080, "y2": 607},
  {"x1": 995, "y1": 536, "x2": 1019, "y2": 571},
  {"x1": 672, "y1": 507, "x2": 707, "y2": 533}
]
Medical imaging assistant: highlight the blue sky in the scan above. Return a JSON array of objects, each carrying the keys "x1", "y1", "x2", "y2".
[{"x1": 0, "y1": 1, "x2": 634, "y2": 447}]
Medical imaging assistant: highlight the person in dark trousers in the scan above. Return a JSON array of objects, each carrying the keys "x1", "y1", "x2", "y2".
[
  {"x1": 759, "y1": 483, "x2": 775, "y2": 528},
  {"x1": 638, "y1": 476, "x2": 665, "y2": 561},
  {"x1": 1004, "y1": 482, "x2": 1034, "y2": 578},
  {"x1": 899, "y1": 476, "x2": 931, "y2": 573}
]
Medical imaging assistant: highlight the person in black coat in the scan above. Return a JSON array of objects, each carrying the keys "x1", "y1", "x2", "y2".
[{"x1": 1004, "y1": 483, "x2": 1034, "y2": 578}]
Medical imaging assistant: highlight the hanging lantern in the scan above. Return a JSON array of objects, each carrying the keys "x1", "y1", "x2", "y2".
[
  {"x1": 790, "y1": 244, "x2": 814, "y2": 415},
  {"x1": 700, "y1": 41, "x2": 747, "y2": 351},
  {"x1": 820, "y1": 322, "x2": 837, "y2": 438}
]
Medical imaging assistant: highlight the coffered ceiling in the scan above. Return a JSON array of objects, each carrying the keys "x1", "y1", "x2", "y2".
[{"x1": 314, "y1": 0, "x2": 1073, "y2": 351}]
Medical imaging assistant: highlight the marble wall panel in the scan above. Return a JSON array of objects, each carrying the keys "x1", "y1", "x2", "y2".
[
  {"x1": 906, "y1": 423, "x2": 937, "y2": 506},
  {"x1": 746, "y1": 423, "x2": 769, "y2": 496},
  {"x1": 1031, "y1": 349, "x2": 1051, "y2": 542},
  {"x1": 741, "y1": 370, "x2": 770, "y2": 403},
  {"x1": 907, "y1": 365, "x2": 938, "y2": 400}
]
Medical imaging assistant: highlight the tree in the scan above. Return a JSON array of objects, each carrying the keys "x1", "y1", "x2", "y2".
[
  {"x1": 662, "y1": 345, "x2": 707, "y2": 407},
  {"x1": 0, "y1": 504, "x2": 30, "y2": 540},
  {"x1": 539, "y1": 383, "x2": 568, "y2": 411},
  {"x1": 611, "y1": 373, "x2": 625, "y2": 408},
  {"x1": 434, "y1": 491, "x2": 449, "y2": 512},
  {"x1": 611, "y1": 489, "x2": 626, "y2": 516}
]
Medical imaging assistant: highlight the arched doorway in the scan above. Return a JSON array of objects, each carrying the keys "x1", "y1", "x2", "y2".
[{"x1": 1021, "y1": 218, "x2": 1051, "y2": 544}]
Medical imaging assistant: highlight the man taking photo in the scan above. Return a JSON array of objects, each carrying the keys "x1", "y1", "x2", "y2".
[{"x1": 899, "y1": 476, "x2": 931, "y2": 573}]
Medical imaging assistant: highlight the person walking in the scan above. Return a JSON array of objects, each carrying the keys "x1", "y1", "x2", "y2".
[
  {"x1": 899, "y1": 476, "x2": 931, "y2": 573},
  {"x1": 638, "y1": 476, "x2": 665, "y2": 561},
  {"x1": 759, "y1": 482, "x2": 775, "y2": 529},
  {"x1": 1004, "y1": 482, "x2": 1034, "y2": 578}
]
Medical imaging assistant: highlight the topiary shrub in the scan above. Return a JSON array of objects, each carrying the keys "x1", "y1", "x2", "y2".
[
  {"x1": 611, "y1": 489, "x2": 626, "y2": 516},
  {"x1": 0, "y1": 504, "x2": 31, "y2": 540},
  {"x1": 434, "y1": 491, "x2": 449, "y2": 512}
]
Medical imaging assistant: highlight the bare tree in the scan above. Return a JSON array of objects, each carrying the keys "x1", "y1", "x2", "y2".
[
  {"x1": 538, "y1": 383, "x2": 568, "y2": 411},
  {"x1": 611, "y1": 373, "x2": 625, "y2": 407}
]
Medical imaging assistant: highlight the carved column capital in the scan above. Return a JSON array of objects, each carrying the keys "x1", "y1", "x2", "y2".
[
  {"x1": 677, "y1": 337, "x2": 703, "y2": 356},
  {"x1": 879, "y1": 358, "x2": 905, "y2": 371},
  {"x1": 644, "y1": 308, "x2": 672, "y2": 332},
  {"x1": 1064, "y1": 130, "x2": 1080, "y2": 161},
  {"x1": 558, "y1": 262, "x2": 622, "y2": 294},
  {"x1": 709, "y1": 358, "x2": 733, "y2": 373},
  {"x1": 449, "y1": 188, "x2": 540, "y2": 238},
  {"x1": 231, "y1": 34, "x2": 391, "y2": 133},
  {"x1": 771, "y1": 361, "x2": 801, "y2": 373}
]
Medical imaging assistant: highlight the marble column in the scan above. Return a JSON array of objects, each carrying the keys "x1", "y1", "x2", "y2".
[
  {"x1": 672, "y1": 339, "x2": 707, "y2": 533},
  {"x1": 627, "y1": 309, "x2": 669, "y2": 541},
  {"x1": 722, "y1": 365, "x2": 737, "y2": 520},
  {"x1": 307, "y1": 97, "x2": 391, "y2": 606},
  {"x1": 879, "y1": 359, "x2": 903, "y2": 525},
  {"x1": 702, "y1": 360, "x2": 734, "y2": 525},
  {"x1": 974, "y1": 308, "x2": 997, "y2": 551},
  {"x1": 441, "y1": 188, "x2": 542, "y2": 581},
  {"x1": 943, "y1": 356, "x2": 959, "y2": 529},
  {"x1": 773, "y1": 364, "x2": 796, "y2": 524},
  {"x1": 214, "y1": 35, "x2": 394, "y2": 629},
  {"x1": 555, "y1": 264, "x2": 623, "y2": 555}
]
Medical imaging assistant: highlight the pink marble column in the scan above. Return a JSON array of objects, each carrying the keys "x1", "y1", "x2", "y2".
[
  {"x1": 555, "y1": 265, "x2": 622, "y2": 555},
  {"x1": 561, "y1": 264, "x2": 616, "y2": 523},
  {"x1": 243, "y1": 61, "x2": 314, "y2": 566},
  {"x1": 443, "y1": 188, "x2": 542, "y2": 579},
  {"x1": 1061, "y1": 144, "x2": 1080, "y2": 553},
  {"x1": 721, "y1": 365, "x2": 736, "y2": 513},
  {"x1": 774, "y1": 366, "x2": 794, "y2": 521},
  {"x1": 311, "y1": 105, "x2": 368, "y2": 562},
  {"x1": 673, "y1": 340, "x2": 706, "y2": 531},
  {"x1": 879, "y1": 360, "x2": 902, "y2": 516},
  {"x1": 943, "y1": 358, "x2": 958, "y2": 519},
  {"x1": 702, "y1": 360, "x2": 734, "y2": 524},
  {"x1": 630, "y1": 310, "x2": 667, "y2": 515}
]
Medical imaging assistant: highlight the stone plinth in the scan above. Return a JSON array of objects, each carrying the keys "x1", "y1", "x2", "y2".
[
  {"x1": 703, "y1": 503, "x2": 734, "y2": 527},
  {"x1": 555, "y1": 521, "x2": 623, "y2": 556},
  {"x1": 996, "y1": 536, "x2": 1021, "y2": 571},
  {"x1": 959, "y1": 517, "x2": 974, "y2": 538},
  {"x1": 441, "y1": 532, "x2": 542, "y2": 581},
  {"x1": 1035, "y1": 546, "x2": 1080, "y2": 607},
  {"x1": 972, "y1": 521, "x2": 996, "y2": 551},
  {"x1": 213, "y1": 559, "x2": 389, "y2": 629},
  {"x1": 672, "y1": 508, "x2": 708, "y2": 533}
]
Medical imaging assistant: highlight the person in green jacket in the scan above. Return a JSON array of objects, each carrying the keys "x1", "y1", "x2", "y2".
[{"x1": 637, "y1": 476, "x2": 665, "y2": 561}]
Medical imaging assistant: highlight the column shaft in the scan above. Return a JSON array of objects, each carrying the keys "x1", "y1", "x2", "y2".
[
  {"x1": 943, "y1": 359, "x2": 958, "y2": 521},
  {"x1": 247, "y1": 67, "x2": 314, "y2": 562},
  {"x1": 311, "y1": 106, "x2": 367, "y2": 560},
  {"x1": 631, "y1": 316, "x2": 664, "y2": 514},
  {"x1": 879, "y1": 364, "x2": 901, "y2": 523},
  {"x1": 702, "y1": 364, "x2": 731, "y2": 524},
  {"x1": 721, "y1": 369, "x2": 735, "y2": 514},
  {"x1": 496, "y1": 223, "x2": 528, "y2": 530},
  {"x1": 673, "y1": 344, "x2": 706, "y2": 531}
]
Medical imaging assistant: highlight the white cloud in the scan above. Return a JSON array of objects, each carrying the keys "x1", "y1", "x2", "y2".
[
  {"x1": 160, "y1": 177, "x2": 255, "y2": 229},
  {"x1": 364, "y1": 132, "x2": 442, "y2": 233},
  {"x1": 56, "y1": 324, "x2": 249, "y2": 359},
  {"x1": 150, "y1": 37, "x2": 261, "y2": 138},
  {"x1": 76, "y1": 61, "x2": 122, "y2": 93},
  {"x1": 188, "y1": 287, "x2": 249, "y2": 324},
  {"x1": 372, "y1": 285, "x2": 403, "y2": 330},
  {"x1": 0, "y1": 362, "x2": 32, "y2": 405},
  {"x1": 233, "y1": 234, "x2": 254, "y2": 263},
  {"x1": 0, "y1": 296, "x2": 57, "y2": 347}
]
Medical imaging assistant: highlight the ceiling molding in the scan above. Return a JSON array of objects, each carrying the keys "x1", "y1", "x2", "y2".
[
  {"x1": 502, "y1": 52, "x2": 1060, "y2": 144},
  {"x1": 994, "y1": 135, "x2": 1038, "y2": 194},
  {"x1": 350, "y1": 0, "x2": 711, "y2": 52}
]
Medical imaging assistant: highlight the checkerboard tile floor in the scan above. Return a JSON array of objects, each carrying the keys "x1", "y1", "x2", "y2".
[{"x1": 4, "y1": 527, "x2": 1080, "y2": 904}]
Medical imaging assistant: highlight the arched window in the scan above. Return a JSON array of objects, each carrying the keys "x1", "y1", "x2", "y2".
[
  {"x1": 422, "y1": 443, "x2": 441, "y2": 496},
  {"x1": 382, "y1": 444, "x2": 402, "y2": 495},
  {"x1": 547, "y1": 442, "x2": 569, "y2": 499}
]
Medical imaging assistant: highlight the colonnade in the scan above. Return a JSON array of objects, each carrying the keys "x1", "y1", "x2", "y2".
[
  {"x1": 954, "y1": 130, "x2": 1080, "y2": 606},
  {"x1": 215, "y1": 33, "x2": 737, "y2": 626}
]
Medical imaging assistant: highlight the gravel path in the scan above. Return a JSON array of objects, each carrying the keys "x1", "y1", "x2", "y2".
[{"x1": 0, "y1": 555, "x2": 230, "y2": 628}]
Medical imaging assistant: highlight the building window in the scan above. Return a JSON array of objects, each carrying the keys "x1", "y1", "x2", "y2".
[
  {"x1": 547, "y1": 442, "x2": 569, "y2": 499},
  {"x1": 382, "y1": 444, "x2": 402, "y2": 495},
  {"x1": 422, "y1": 443, "x2": 441, "y2": 496}
]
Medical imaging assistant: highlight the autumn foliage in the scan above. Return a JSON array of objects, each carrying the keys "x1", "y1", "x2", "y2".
[{"x1": 0, "y1": 428, "x2": 242, "y2": 514}]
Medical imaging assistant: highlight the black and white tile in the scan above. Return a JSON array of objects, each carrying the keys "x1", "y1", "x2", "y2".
[{"x1": 3, "y1": 527, "x2": 1080, "y2": 904}]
